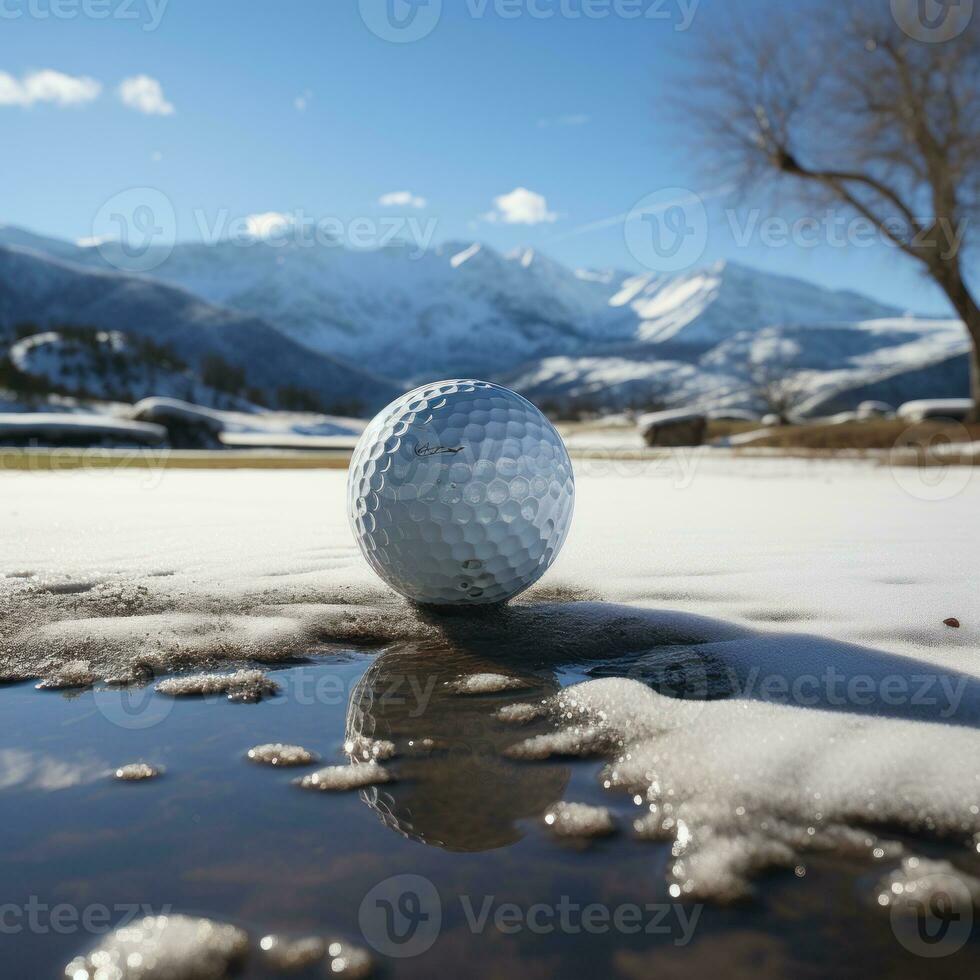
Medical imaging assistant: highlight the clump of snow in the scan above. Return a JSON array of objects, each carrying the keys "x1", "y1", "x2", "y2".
[
  {"x1": 258, "y1": 934, "x2": 326, "y2": 971},
  {"x1": 450, "y1": 673, "x2": 531, "y2": 695},
  {"x1": 856, "y1": 400, "x2": 894, "y2": 419},
  {"x1": 36, "y1": 660, "x2": 96, "y2": 691},
  {"x1": 345, "y1": 735, "x2": 396, "y2": 762},
  {"x1": 496, "y1": 701, "x2": 550, "y2": 724},
  {"x1": 156, "y1": 670, "x2": 280, "y2": 703},
  {"x1": 64, "y1": 914, "x2": 249, "y2": 979},
  {"x1": 638, "y1": 408, "x2": 707, "y2": 428},
  {"x1": 522, "y1": 677, "x2": 980, "y2": 902},
  {"x1": 874, "y1": 856, "x2": 980, "y2": 912},
  {"x1": 505, "y1": 726, "x2": 617, "y2": 760},
  {"x1": 325, "y1": 940, "x2": 373, "y2": 979},
  {"x1": 114, "y1": 763, "x2": 162, "y2": 782},
  {"x1": 543, "y1": 802, "x2": 617, "y2": 839},
  {"x1": 898, "y1": 398, "x2": 974, "y2": 422},
  {"x1": 247, "y1": 744, "x2": 318, "y2": 767},
  {"x1": 295, "y1": 762, "x2": 391, "y2": 792}
]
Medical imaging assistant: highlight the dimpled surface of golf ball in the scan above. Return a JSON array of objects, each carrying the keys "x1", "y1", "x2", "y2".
[{"x1": 348, "y1": 380, "x2": 575, "y2": 605}]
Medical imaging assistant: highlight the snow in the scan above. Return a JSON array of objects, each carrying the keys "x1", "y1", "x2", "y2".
[
  {"x1": 450, "y1": 242, "x2": 481, "y2": 268},
  {"x1": 246, "y1": 744, "x2": 319, "y2": 767},
  {"x1": 114, "y1": 763, "x2": 161, "y2": 781},
  {"x1": 519, "y1": 676, "x2": 980, "y2": 900},
  {"x1": 156, "y1": 670, "x2": 280, "y2": 703},
  {"x1": 450, "y1": 673, "x2": 531, "y2": 695},
  {"x1": 296, "y1": 762, "x2": 391, "y2": 791},
  {"x1": 898, "y1": 398, "x2": 975, "y2": 422},
  {"x1": 258, "y1": 935, "x2": 327, "y2": 971},
  {"x1": 637, "y1": 408, "x2": 706, "y2": 428},
  {"x1": 64, "y1": 914, "x2": 249, "y2": 980},
  {"x1": 2, "y1": 459, "x2": 979, "y2": 903},
  {"x1": 543, "y1": 801, "x2": 617, "y2": 839}
]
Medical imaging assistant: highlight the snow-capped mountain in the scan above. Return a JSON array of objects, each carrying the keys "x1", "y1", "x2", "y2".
[
  {"x1": 0, "y1": 223, "x2": 970, "y2": 416},
  {"x1": 0, "y1": 243, "x2": 399, "y2": 413}
]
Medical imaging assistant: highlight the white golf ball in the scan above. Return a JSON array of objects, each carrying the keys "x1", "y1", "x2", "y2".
[{"x1": 348, "y1": 380, "x2": 575, "y2": 606}]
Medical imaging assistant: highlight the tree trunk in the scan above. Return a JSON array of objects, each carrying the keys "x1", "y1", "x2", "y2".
[{"x1": 940, "y1": 274, "x2": 980, "y2": 424}]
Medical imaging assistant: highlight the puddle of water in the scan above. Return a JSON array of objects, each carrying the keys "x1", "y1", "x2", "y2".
[{"x1": 1, "y1": 640, "x2": 977, "y2": 979}]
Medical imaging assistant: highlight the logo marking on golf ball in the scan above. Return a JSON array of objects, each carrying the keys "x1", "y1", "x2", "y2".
[{"x1": 348, "y1": 380, "x2": 575, "y2": 606}]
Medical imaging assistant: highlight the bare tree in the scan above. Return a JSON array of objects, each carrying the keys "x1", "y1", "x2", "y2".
[
  {"x1": 748, "y1": 358, "x2": 805, "y2": 423},
  {"x1": 680, "y1": 1, "x2": 980, "y2": 420}
]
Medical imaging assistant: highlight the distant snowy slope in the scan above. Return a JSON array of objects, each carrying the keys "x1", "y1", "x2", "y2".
[
  {"x1": 608, "y1": 261, "x2": 903, "y2": 348},
  {"x1": 73, "y1": 237, "x2": 619, "y2": 379},
  {"x1": 0, "y1": 244, "x2": 398, "y2": 412}
]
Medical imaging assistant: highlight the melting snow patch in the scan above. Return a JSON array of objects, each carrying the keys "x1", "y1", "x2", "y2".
[
  {"x1": 345, "y1": 735, "x2": 396, "y2": 762},
  {"x1": 529, "y1": 677, "x2": 980, "y2": 902},
  {"x1": 258, "y1": 934, "x2": 326, "y2": 971},
  {"x1": 156, "y1": 670, "x2": 280, "y2": 703},
  {"x1": 505, "y1": 726, "x2": 617, "y2": 760},
  {"x1": 35, "y1": 660, "x2": 96, "y2": 691},
  {"x1": 874, "y1": 856, "x2": 980, "y2": 911},
  {"x1": 544, "y1": 802, "x2": 617, "y2": 839},
  {"x1": 114, "y1": 764, "x2": 162, "y2": 782},
  {"x1": 325, "y1": 940, "x2": 373, "y2": 979},
  {"x1": 450, "y1": 673, "x2": 531, "y2": 695},
  {"x1": 496, "y1": 701, "x2": 550, "y2": 724},
  {"x1": 247, "y1": 744, "x2": 318, "y2": 767},
  {"x1": 295, "y1": 761, "x2": 391, "y2": 792},
  {"x1": 64, "y1": 914, "x2": 249, "y2": 980}
]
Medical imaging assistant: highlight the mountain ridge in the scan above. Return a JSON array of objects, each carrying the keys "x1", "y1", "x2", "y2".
[{"x1": 0, "y1": 224, "x2": 968, "y2": 416}]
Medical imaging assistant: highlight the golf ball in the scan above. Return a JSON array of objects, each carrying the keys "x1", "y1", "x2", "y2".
[{"x1": 348, "y1": 380, "x2": 575, "y2": 605}]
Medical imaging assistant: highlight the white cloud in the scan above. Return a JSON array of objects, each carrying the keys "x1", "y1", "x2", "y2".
[
  {"x1": 118, "y1": 75, "x2": 174, "y2": 116},
  {"x1": 294, "y1": 89, "x2": 313, "y2": 112},
  {"x1": 0, "y1": 69, "x2": 101, "y2": 108},
  {"x1": 483, "y1": 187, "x2": 557, "y2": 225},
  {"x1": 244, "y1": 211, "x2": 296, "y2": 239},
  {"x1": 537, "y1": 113, "x2": 590, "y2": 129},
  {"x1": 378, "y1": 191, "x2": 428, "y2": 209}
]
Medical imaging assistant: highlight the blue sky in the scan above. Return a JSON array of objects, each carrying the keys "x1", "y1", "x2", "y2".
[{"x1": 0, "y1": 0, "x2": 957, "y2": 314}]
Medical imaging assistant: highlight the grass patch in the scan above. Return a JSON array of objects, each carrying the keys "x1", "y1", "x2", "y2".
[
  {"x1": 737, "y1": 419, "x2": 980, "y2": 451},
  {"x1": 0, "y1": 449, "x2": 351, "y2": 472}
]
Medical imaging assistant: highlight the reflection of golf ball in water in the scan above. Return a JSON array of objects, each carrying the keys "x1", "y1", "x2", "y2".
[{"x1": 348, "y1": 380, "x2": 575, "y2": 605}]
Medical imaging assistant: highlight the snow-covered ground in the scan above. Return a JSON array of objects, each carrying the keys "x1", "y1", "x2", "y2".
[{"x1": 1, "y1": 459, "x2": 978, "y2": 903}]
